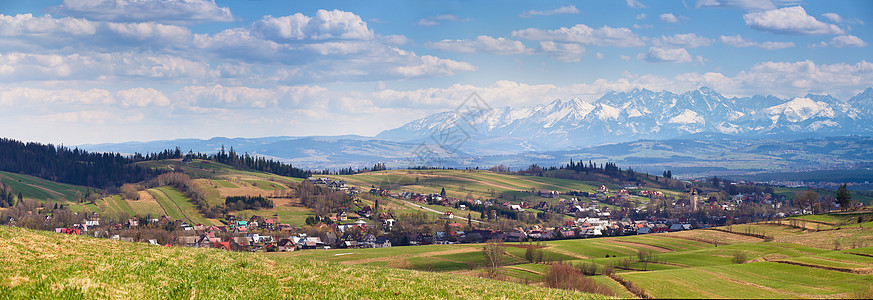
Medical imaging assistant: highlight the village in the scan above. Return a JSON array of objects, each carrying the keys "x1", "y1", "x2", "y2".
[{"x1": 9, "y1": 174, "x2": 800, "y2": 254}]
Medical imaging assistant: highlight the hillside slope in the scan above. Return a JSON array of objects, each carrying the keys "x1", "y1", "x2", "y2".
[{"x1": 0, "y1": 226, "x2": 596, "y2": 299}]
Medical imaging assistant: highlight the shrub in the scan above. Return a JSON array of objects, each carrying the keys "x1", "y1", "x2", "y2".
[
  {"x1": 731, "y1": 251, "x2": 748, "y2": 264},
  {"x1": 545, "y1": 263, "x2": 615, "y2": 296},
  {"x1": 120, "y1": 183, "x2": 141, "y2": 200},
  {"x1": 579, "y1": 261, "x2": 598, "y2": 276},
  {"x1": 603, "y1": 263, "x2": 615, "y2": 276}
]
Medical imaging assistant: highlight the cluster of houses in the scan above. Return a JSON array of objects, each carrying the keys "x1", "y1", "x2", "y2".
[{"x1": 306, "y1": 177, "x2": 349, "y2": 191}]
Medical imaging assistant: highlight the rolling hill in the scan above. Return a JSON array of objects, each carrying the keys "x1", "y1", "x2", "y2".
[{"x1": 0, "y1": 226, "x2": 593, "y2": 299}]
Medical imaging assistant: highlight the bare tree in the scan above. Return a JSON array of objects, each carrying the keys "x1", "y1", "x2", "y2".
[{"x1": 482, "y1": 239, "x2": 505, "y2": 278}]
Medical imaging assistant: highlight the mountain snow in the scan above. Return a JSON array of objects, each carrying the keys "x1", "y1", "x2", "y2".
[{"x1": 376, "y1": 87, "x2": 873, "y2": 152}]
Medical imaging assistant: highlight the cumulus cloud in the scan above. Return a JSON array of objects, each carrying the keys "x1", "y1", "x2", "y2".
[
  {"x1": 512, "y1": 24, "x2": 645, "y2": 47},
  {"x1": 0, "y1": 87, "x2": 114, "y2": 106},
  {"x1": 720, "y1": 34, "x2": 794, "y2": 49},
  {"x1": 0, "y1": 52, "x2": 220, "y2": 82},
  {"x1": 520, "y1": 5, "x2": 579, "y2": 18},
  {"x1": 537, "y1": 41, "x2": 586, "y2": 62},
  {"x1": 117, "y1": 88, "x2": 170, "y2": 107},
  {"x1": 821, "y1": 12, "x2": 843, "y2": 23},
  {"x1": 172, "y1": 84, "x2": 330, "y2": 109},
  {"x1": 251, "y1": 10, "x2": 374, "y2": 41},
  {"x1": 815, "y1": 35, "x2": 868, "y2": 48},
  {"x1": 51, "y1": 0, "x2": 233, "y2": 23},
  {"x1": 635, "y1": 13, "x2": 646, "y2": 20},
  {"x1": 0, "y1": 10, "x2": 475, "y2": 84},
  {"x1": 426, "y1": 36, "x2": 530, "y2": 55},
  {"x1": 660, "y1": 13, "x2": 679, "y2": 23},
  {"x1": 639, "y1": 47, "x2": 699, "y2": 63},
  {"x1": 735, "y1": 60, "x2": 873, "y2": 95},
  {"x1": 655, "y1": 33, "x2": 714, "y2": 48},
  {"x1": 417, "y1": 14, "x2": 470, "y2": 26},
  {"x1": 743, "y1": 6, "x2": 844, "y2": 35},
  {"x1": 0, "y1": 13, "x2": 193, "y2": 51}
]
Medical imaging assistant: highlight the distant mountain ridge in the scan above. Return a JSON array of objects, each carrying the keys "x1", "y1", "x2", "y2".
[{"x1": 377, "y1": 87, "x2": 873, "y2": 152}]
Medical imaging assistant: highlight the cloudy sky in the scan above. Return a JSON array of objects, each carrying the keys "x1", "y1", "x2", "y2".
[{"x1": 0, "y1": 0, "x2": 871, "y2": 145}]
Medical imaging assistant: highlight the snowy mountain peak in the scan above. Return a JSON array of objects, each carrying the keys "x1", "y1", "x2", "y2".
[{"x1": 376, "y1": 87, "x2": 873, "y2": 153}]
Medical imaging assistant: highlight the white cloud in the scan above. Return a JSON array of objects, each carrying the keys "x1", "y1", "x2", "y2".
[
  {"x1": 117, "y1": 88, "x2": 170, "y2": 107},
  {"x1": 735, "y1": 60, "x2": 873, "y2": 96},
  {"x1": 821, "y1": 13, "x2": 843, "y2": 23},
  {"x1": 720, "y1": 34, "x2": 794, "y2": 49},
  {"x1": 620, "y1": 55, "x2": 632, "y2": 61},
  {"x1": 520, "y1": 5, "x2": 579, "y2": 18},
  {"x1": 173, "y1": 84, "x2": 330, "y2": 109},
  {"x1": 656, "y1": 33, "x2": 713, "y2": 48},
  {"x1": 52, "y1": 0, "x2": 233, "y2": 23},
  {"x1": 0, "y1": 52, "x2": 220, "y2": 82},
  {"x1": 595, "y1": 52, "x2": 605, "y2": 59},
  {"x1": 660, "y1": 13, "x2": 679, "y2": 23},
  {"x1": 743, "y1": 6, "x2": 844, "y2": 35},
  {"x1": 252, "y1": 10, "x2": 374, "y2": 41},
  {"x1": 512, "y1": 24, "x2": 645, "y2": 47},
  {"x1": 417, "y1": 14, "x2": 469, "y2": 26},
  {"x1": 538, "y1": 41, "x2": 586, "y2": 62},
  {"x1": 426, "y1": 35, "x2": 530, "y2": 55},
  {"x1": 636, "y1": 13, "x2": 647, "y2": 20},
  {"x1": 695, "y1": 0, "x2": 776, "y2": 10},
  {"x1": 640, "y1": 47, "x2": 697, "y2": 63},
  {"x1": 626, "y1": 0, "x2": 647, "y2": 8},
  {"x1": 0, "y1": 87, "x2": 114, "y2": 106},
  {"x1": 818, "y1": 35, "x2": 868, "y2": 48}
]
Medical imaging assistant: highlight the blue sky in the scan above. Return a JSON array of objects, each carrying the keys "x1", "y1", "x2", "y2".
[{"x1": 0, "y1": 0, "x2": 870, "y2": 144}]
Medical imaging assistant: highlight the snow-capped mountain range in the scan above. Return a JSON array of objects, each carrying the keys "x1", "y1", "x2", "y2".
[{"x1": 377, "y1": 87, "x2": 873, "y2": 153}]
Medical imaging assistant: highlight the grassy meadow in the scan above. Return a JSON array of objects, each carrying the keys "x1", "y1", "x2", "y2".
[{"x1": 0, "y1": 226, "x2": 596, "y2": 299}]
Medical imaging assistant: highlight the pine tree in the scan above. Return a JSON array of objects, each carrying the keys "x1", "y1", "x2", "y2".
[
  {"x1": 836, "y1": 183, "x2": 853, "y2": 211},
  {"x1": 440, "y1": 187, "x2": 446, "y2": 197}
]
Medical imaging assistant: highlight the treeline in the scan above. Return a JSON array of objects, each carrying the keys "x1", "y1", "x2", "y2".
[
  {"x1": 312, "y1": 162, "x2": 389, "y2": 175},
  {"x1": 0, "y1": 138, "x2": 159, "y2": 189},
  {"x1": 225, "y1": 196, "x2": 273, "y2": 211},
  {"x1": 561, "y1": 159, "x2": 638, "y2": 182},
  {"x1": 211, "y1": 146, "x2": 310, "y2": 178}
]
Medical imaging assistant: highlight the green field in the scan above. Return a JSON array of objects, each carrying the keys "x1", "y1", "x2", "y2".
[
  {"x1": 241, "y1": 180, "x2": 287, "y2": 190},
  {"x1": 0, "y1": 171, "x2": 89, "y2": 202},
  {"x1": 0, "y1": 226, "x2": 596, "y2": 299}
]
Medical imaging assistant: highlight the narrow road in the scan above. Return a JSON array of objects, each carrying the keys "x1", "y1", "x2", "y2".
[{"x1": 393, "y1": 198, "x2": 489, "y2": 224}]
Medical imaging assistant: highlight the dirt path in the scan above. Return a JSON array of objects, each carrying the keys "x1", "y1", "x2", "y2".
[
  {"x1": 505, "y1": 266, "x2": 544, "y2": 276},
  {"x1": 154, "y1": 188, "x2": 193, "y2": 224},
  {"x1": 139, "y1": 191, "x2": 169, "y2": 216},
  {"x1": 394, "y1": 198, "x2": 488, "y2": 224}
]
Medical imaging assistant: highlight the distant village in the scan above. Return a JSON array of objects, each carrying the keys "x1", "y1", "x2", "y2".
[{"x1": 4, "y1": 174, "x2": 824, "y2": 253}]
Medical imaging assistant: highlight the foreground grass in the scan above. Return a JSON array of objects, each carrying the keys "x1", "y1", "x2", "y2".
[{"x1": 0, "y1": 226, "x2": 596, "y2": 299}]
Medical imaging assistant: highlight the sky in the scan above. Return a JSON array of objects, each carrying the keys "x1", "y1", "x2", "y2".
[{"x1": 0, "y1": 0, "x2": 871, "y2": 145}]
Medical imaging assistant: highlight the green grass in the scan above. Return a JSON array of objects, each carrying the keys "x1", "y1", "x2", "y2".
[
  {"x1": 0, "y1": 171, "x2": 88, "y2": 202},
  {"x1": 0, "y1": 226, "x2": 597, "y2": 299},
  {"x1": 154, "y1": 186, "x2": 215, "y2": 226},
  {"x1": 242, "y1": 180, "x2": 287, "y2": 190},
  {"x1": 147, "y1": 188, "x2": 186, "y2": 222},
  {"x1": 213, "y1": 180, "x2": 238, "y2": 188}
]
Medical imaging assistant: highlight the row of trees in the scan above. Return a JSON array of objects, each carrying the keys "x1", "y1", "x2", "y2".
[
  {"x1": 0, "y1": 138, "x2": 160, "y2": 188},
  {"x1": 225, "y1": 196, "x2": 274, "y2": 211}
]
